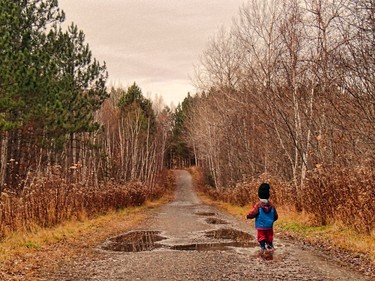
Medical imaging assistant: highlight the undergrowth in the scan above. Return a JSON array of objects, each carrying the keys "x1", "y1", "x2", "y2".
[
  {"x1": 190, "y1": 166, "x2": 375, "y2": 266},
  {"x1": 0, "y1": 192, "x2": 174, "y2": 265},
  {"x1": 0, "y1": 170, "x2": 175, "y2": 240}
]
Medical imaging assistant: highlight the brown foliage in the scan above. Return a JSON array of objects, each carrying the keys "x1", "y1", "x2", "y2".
[
  {"x1": 197, "y1": 172, "x2": 291, "y2": 207},
  {"x1": 197, "y1": 167, "x2": 373, "y2": 234},
  {"x1": 0, "y1": 170, "x2": 174, "y2": 239},
  {"x1": 304, "y1": 166, "x2": 375, "y2": 233}
]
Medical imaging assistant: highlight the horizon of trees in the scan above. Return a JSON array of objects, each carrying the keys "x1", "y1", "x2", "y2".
[
  {"x1": 2, "y1": 0, "x2": 374, "y2": 198},
  {"x1": 177, "y1": 0, "x2": 375, "y2": 194}
]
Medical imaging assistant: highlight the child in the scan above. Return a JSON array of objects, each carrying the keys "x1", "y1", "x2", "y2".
[{"x1": 246, "y1": 183, "x2": 278, "y2": 254}]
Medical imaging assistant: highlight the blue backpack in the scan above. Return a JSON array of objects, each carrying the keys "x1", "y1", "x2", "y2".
[{"x1": 255, "y1": 207, "x2": 275, "y2": 229}]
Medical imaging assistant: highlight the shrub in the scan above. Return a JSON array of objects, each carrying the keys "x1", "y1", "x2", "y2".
[
  {"x1": 304, "y1": 166, "x2": 374, "y2": 233},
  {"x1": 0, "y1": 170, "x2": 174, "y2": 239},
  {"x1": 196, "y1": 167, "x2": 373, "y2": 234}
]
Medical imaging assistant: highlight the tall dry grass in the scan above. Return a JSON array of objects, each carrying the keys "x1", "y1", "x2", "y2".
[
  {"x1": 303, "y1": 166, "x2": 374, "y2": 233},
  {"x1": 0, "y1": 169, "x2": 174, "y2": 239},
  {"x1": 193, "y1": 166, "x2": 374, "y2": 234}
]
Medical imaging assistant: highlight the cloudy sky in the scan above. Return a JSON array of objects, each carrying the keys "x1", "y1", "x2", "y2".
[{"x1": 58, "y1": 0, "x2": 245, "y2": 106}]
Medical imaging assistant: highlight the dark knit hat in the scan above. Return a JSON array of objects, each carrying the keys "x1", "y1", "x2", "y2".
[{"x1": 258, "y1": 183, "x2": 270, "y2": 199}]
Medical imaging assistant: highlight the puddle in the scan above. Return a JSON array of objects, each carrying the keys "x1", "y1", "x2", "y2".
[
  {"x1": 195, "y1": 211, "x2": 216, "y2": 216},
  {"x1": 170, "y1": 240, "x2": 258, "y2": 251},
  {"x1": 205, "y1": 218, "x2": 228, "y2": 225},
  {"x1": 254, "y1": 250, "x2": 284, "y2": 261},
  {"x1": 170, "y1": 241, "x2": 246, "y2": 251},
  {"x1": 101, "y1": 231, "x2": 167, "y2": 252},
  {"x1": 262, "y1": 252, "x2": 275, "y2": 260},
  {"x1": 205, "y1": 228, "x2": 255, "y2": 245},
  {"x1": 170, "y1": 228, "x2": 258, "y2": 251},
  {"x1": 100, "y1": 228, "x2": 258, "y2": 253}
]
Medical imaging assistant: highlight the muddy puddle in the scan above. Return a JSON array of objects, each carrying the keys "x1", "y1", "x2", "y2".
[
  {"x1": 101, "y1": 228, "x2": 258, "y2": 253},
  {"x1": 170, "y1": 240, "x2": 258, "y2": 252},
  {"x1": 100, "y1": 231, "x2": 167, "y2": 252},
  {"x1": 205, "y1": 228, "x2": 255, "y2": 244},
  {"x1": 170, "y1": 228, "x2": 258, "y2": 252}
]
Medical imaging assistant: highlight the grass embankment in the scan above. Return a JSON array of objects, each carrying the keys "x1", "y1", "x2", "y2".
[
  {"x1": 197, "y1": 191, "x2": 375, "y2": 266},
  {"x1": 0, "y1": 192, "x2": 174, "y2": 279}
]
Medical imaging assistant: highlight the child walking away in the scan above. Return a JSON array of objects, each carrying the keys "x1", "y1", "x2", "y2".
[{"x1": 246, "y1": 183, "x2": 278, "y2": 255}]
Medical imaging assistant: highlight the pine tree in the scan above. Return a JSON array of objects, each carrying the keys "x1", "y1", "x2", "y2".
[
  {"x1": 0, "y1": 0, "x2": 108, "y2": 189},
  {"x1": 169, "y1": 93, "x2": 194, "y2": 168},
  {"x1": 118, "y1": 83, "x2": 155, "y2": 132},
  {"x1": 0, "y1": 0, "x2": 65, "y2": 131}
]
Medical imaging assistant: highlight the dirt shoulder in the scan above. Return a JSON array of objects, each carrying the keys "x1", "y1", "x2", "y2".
[{"x1": 277, "y1": 229, "x2": 375, "y2": 278}]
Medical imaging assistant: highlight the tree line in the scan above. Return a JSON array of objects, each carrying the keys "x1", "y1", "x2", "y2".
[
  {"x1": 177, "y1": 0, "x2": 374, "y2": 229},
  {"x1": 0, "y1": 0, "x2": 173, "y2": 193}
]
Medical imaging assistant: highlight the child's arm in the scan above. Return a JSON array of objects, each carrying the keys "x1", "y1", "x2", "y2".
[{"x1": 246, "y1": 203, "x2": 260, "y2": 219}]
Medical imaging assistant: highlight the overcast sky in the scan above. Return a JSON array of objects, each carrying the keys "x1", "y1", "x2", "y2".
[{"x1": 58, "y1": 0, "x2": 245, "y2": 106}]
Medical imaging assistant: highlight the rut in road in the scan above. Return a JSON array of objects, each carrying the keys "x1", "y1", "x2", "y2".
[{"x1": 46, "y1": 170, "x2": 372, "y2": 281}]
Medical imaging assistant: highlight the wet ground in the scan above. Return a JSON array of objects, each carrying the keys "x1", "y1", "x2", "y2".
[{"x1": 45, "y1": 170, "x2": 372, "y2": 280}]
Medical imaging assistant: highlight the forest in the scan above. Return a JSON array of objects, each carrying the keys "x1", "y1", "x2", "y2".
[
  {"x1": 0, "y1": 0, "x2": 374, "y2": 240},
  {"x1": 0, "y1": 0, "x2": 174, "y2": 237},
  {"x1": 176, "y1": 0, "x2": 374, "y2": 233}
]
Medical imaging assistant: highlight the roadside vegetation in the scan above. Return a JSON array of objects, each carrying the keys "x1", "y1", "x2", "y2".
[
  {"x1": 0, "y1": 166, "x2": 175, "y2": 279},
  {"x1": 190, "y1": 166, "x2": 375, "y2": 267},
  {"x1": 0, "y1": 170, "x2": 175, "y2": 239}
]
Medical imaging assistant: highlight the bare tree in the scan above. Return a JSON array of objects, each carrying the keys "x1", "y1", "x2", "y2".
[{"x1": 190, "y1": 0, "x2": 373, "y2": 188}]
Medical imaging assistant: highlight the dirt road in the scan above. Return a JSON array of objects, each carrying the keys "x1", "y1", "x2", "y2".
[{"x1": 46, "y1": 170, "x2": 371, "y2": 280}]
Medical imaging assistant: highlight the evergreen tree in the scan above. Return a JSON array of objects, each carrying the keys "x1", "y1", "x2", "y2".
[
  {"x1": 169, "y1": 93, "x2": 194, "y2": 167},
  {"x1": 0, "y1": 0, "x2": 65, "y2": 131},
  {"x1": 0, "y1": 0, "x2": 108, "y2": 189},
  {"x1": 118, "y1": 83, "x2": 155, "y2": 132},
  {"x1": 48, "y1": 23, "x2": 108, "y2": 136}
]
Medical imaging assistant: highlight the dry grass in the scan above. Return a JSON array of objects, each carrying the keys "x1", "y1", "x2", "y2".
[
  {"x1": 0, "y1": 207, "x2": 141, "y2": 261},
  {"x1": 191, "y1": 165, "x2": 374, "y2": 234},
  {"x1": 0, "y1": 170, "x2": 175, "y2": 239}
]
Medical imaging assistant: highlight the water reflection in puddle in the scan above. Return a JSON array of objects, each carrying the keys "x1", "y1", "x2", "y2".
[
  {"x1": 101, "y1": 228, "x2": 258, "y2": 253},
  {"x1": 170, "y1": 241, "x2": 258, "y2": 251},
  {"x1": 205, "y1": 228, "x2": 255, "y2": 244},
  {"x1": 101, "y1": 231, "x2": 167, "y2": 252}
]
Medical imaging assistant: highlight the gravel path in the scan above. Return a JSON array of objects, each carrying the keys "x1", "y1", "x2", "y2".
[{"x1": 44, "y1": 170, "x2": 372, "y2": 281}]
